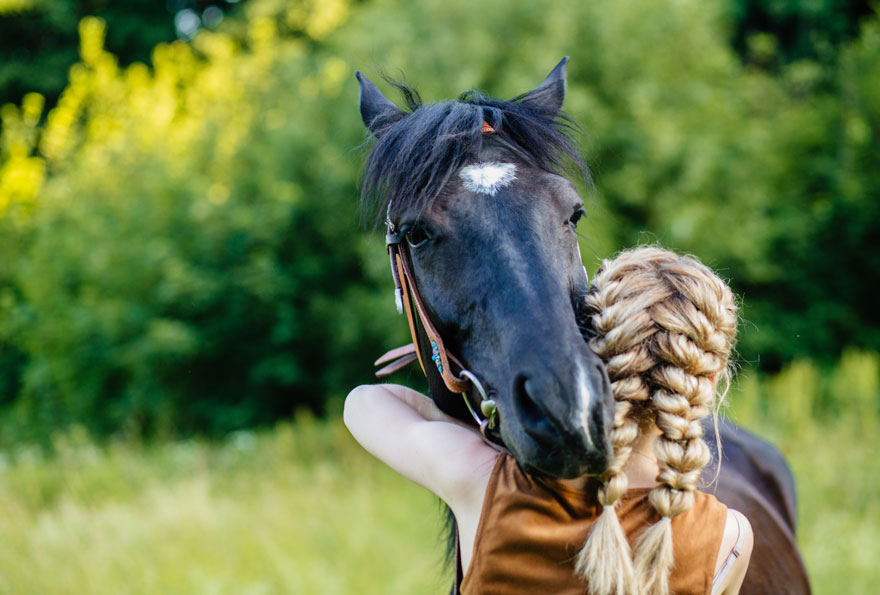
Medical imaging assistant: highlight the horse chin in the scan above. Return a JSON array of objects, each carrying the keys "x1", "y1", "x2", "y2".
[
  {"x1": 501, "y1": 427, "x2": 609, "y2": 479},
  {"x1": 520, "y1": 452, "x2": 607, "y2": 480}
]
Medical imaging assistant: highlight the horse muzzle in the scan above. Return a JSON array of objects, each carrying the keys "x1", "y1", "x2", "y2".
[{"x1": 498, "y1": 361, "x2": 613, "y2": 478}]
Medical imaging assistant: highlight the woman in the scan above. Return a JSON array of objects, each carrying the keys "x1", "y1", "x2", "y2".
[{"x1": 345, "y1": 247, "x2": 753, "y2": 594}]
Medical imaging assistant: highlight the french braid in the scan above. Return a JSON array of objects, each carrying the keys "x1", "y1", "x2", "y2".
[
  {"x1": 578, "y1": 247, "x2": 737, "y2": 595},
  {"x1": 574, "y1": 257, "x2": 661, "y2": 594}
]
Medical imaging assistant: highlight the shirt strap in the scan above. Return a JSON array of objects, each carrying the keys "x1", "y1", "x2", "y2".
[{"x1": 711, "y1": 511, "x2": 746, "y2": 593}]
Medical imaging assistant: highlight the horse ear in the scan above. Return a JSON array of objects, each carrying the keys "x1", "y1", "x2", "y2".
[
  {"x1": 518, "y1": 56, "x2": 569, "y2": 116},
  {"x1": 356, "y1": 71, "x2": 406, "y2": 136}
]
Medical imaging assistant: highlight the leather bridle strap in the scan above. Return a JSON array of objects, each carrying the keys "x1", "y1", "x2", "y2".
[
  {"x1": 374, "y1": 343, "x2": 418, "y2": 377},
  {"x1": 387, "y1": 239, "x2": 469, "y2": 393},
  {"x1": 391, "y1": 246, "x2": 428, "y2": 375},
  {"x1": 383, "y1": 221, "x2": 498, "y2": 432}
]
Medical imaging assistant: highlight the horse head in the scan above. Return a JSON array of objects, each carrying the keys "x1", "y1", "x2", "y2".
[{"x1": 357, "y1": 59, "x2": 614, "y2": 478}]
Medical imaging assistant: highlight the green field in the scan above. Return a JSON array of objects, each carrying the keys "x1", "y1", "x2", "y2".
[
  {"x1": 0, "y1": 414, "x2": 451, "y2": 594},
  {"x1": 1, "y1": 356, "x2": 878, "y2": 594}
]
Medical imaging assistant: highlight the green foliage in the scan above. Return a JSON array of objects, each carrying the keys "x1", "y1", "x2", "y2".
[
  {"x1": 0, "y1": 9, "x2": 405, "y2": 441},
  {"x1": 730, "y1": 348, "x2": 880, "y2": 434},
  {"x1": 725, "y1": 0, "x2": 874, "y2": 65},
  {"x1": 1, "y1": 0, "x2": 879, "y2": 439},
  {"x1": 339, "y1": 0, "x2": 880, "y2": 368},
  {"x1": 0, "y1": 0, "x2": 239, "y2": 108}
]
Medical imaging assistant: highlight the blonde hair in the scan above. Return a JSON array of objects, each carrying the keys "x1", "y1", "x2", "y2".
[{"x1": 574, "y1": 247, "x2": 738, "y2": 595}]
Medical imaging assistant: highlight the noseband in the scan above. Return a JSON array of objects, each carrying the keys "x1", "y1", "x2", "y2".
[{"x1": 375, "y1": 203, "x2": 499, "y2": 437}]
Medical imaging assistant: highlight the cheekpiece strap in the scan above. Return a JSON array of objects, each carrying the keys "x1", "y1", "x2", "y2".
[
  {"x1": 383, "y1": 206, "x2": 502, "y2": 444},
  {"x1": 396, "y1": 249, "x2": 469, "y2": 394}
]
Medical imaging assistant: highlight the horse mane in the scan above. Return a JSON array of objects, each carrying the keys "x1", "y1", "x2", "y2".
[{"x1": 359, "y1": 80, "x2": 591, "y2": 227}]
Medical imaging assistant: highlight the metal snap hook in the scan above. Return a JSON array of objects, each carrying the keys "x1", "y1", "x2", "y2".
[
  {"x1": 480, "y1": 399, "x2": 497, "y2": 418},
  {"x1": 459, "y1": 369, "x2": 498, "y2": 430},
  {"x1": 459, "y1": 369, "x2": 488, "y2": 401},
  {"x1": 458, "y1": 369, "x2": 487, "y2": 427}
]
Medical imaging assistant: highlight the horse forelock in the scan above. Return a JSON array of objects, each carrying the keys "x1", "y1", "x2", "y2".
[{"x1": 359, "y1": 85, "x2": 591, "y2": 227}]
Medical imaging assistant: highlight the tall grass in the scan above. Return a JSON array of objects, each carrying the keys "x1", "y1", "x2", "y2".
[
  {"x1": 0, "y1": 352, "x2": 878, "y2": 594},
  {"x1": 726, "y1": 349, "x2": 880, "y2": 594},
  {"x1": 0, "y1": 413, "x2": 450, "y2": 594}
]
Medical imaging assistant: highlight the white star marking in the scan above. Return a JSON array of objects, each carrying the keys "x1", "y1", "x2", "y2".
[{"x1": 459, "y1": 162, "x2": 517, "y2": 196}]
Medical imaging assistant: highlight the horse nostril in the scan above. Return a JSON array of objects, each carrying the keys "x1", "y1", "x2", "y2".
[{"x1": 513, "y1": 374, "x2": 548, "y2": 426}]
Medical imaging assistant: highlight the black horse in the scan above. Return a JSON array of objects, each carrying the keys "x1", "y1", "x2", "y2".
[{"x1": 357, "y1": 58, "x2": 810, "y2": 594}]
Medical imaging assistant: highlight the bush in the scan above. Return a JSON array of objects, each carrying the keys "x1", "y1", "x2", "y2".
[
  {"x1": 0, "y1": 12, "x2": 405, "y2": 441},
  {"x1": 0, "y1": 0, "x2": 878, "y2": 440}
]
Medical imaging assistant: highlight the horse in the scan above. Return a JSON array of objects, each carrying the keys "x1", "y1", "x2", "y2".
[{"x1": 357, "y1": 58, "x2": 810, "y2": 594}]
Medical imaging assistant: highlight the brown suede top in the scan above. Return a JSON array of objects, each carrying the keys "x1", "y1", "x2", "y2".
[{"x1": 461, "y1": 454, "x2": 728, "y2": 595}]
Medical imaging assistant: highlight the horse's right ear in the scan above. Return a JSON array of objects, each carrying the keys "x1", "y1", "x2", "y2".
[
  {"x1": 517, "y1": 56, "x2": 569, "y2": 117},
  {"x1": 356, "y1": 72, "x2": 406, "y2": 136}
]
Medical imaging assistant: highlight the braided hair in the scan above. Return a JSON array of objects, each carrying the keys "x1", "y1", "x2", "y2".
[{"x1": 574, "y1": 247, "x2": 738, "y2": 595}]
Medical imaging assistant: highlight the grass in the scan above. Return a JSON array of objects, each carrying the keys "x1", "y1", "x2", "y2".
[
  {"x1": 0, "y1": 352, "x2": 878, "y2": 594},
  {"x1": 0, "y1": 414, "x2": 451, "y2": 595},
  {"x1": 726, "y1": 350, "x2": 880, "y2": 595},
  {"x1": 782, "y1": 418, "x2": 880, "y2": 593}
]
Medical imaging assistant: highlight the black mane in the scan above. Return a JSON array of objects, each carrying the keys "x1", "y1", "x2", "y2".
[{"x1": 360, "y1": 83, "x2": 591, "y2": 227}]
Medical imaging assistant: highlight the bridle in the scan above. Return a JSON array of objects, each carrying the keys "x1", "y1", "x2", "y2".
[
  {"x1": 371, "y1": 117, "x2": 597, "y2": 448},
  {"x1": 371, "y1": 117, "x2": 590, "y2": 440},
  {"x1": 375, "y1": 203, "x2": 500, "y2": 437},
  {"x1": 372, "y1": 202, "x2": 505, "y2": 595}
]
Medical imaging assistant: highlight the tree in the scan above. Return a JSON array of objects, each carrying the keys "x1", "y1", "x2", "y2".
[{"x1": 0, "y1": 0, "x2": 239, "y2": 110}]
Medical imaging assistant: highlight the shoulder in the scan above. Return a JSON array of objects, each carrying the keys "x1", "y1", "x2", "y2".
[
  {"x1": 688, "y1": 493, "x2": 752, "y2": 575},
  {"x1": 344, "y1": 383, "x2": 499, "y2": 506},
  {"x1": 718, "y1": 509, "x2": 753, "y2": 568},
  {"x1": 725, "y1": 508, "x2": 753, "y2": 561},
  {"x1": 713, "y1": 508, "x2": 753, "y2": 594}
]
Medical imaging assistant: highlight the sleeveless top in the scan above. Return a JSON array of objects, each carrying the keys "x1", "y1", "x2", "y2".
[{"x1": 461, "y1": 454, "x2": 728, "y2": 595}]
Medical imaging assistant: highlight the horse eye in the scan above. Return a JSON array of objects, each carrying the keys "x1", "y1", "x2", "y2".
[
  {"x1": 405, "y1": 226, "x2": 431, "y2": 248},
  {"x1": 569, "y1": 208, "x2": 586, "y2": 227}
]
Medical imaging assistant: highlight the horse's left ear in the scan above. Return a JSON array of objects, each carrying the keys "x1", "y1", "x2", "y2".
[
  {"x1": 518, "y1": 56, "x2": 569, "y2": 117},
  {"x1": 356, "y1": 71, "x2": 406, "y2": 136}
]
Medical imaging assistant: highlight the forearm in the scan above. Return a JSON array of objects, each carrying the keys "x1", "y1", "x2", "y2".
[
  {"x1": 378, "y1": 384, "x2": 460, "y2": 423},
  {"x1": 346, "y1": 383, "x2": 463, "y2": 423},
  {"x1": 343, "y1": 383, "x2": 492, "y2": 499},
  {"x1": 344, "y1": 384, "x2": 460, "y2": 449}
]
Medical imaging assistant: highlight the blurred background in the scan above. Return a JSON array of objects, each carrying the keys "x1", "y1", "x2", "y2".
[{"x1": 0, "y1": 0, "x2": 877, "y2": 592}]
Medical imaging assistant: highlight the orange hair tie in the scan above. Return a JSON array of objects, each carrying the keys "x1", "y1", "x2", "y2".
[{"x1": 481, "y1": 120, "x2": 496, "y2": 133}]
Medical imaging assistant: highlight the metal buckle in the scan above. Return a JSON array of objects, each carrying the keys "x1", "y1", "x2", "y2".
[{"x1": 386, "y1": 231, "x2": 404, "y2": 245}]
